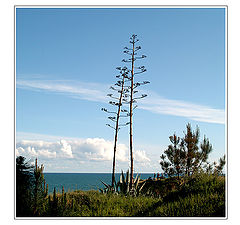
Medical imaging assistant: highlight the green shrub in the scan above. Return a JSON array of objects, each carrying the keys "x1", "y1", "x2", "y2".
[{"x1": 136, "y1": 173, "x2": 225, "y2": 217}]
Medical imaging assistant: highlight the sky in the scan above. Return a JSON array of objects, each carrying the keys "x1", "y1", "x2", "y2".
[{"x1": 16, "y1": 7, "x2": 226, "y2": 173}]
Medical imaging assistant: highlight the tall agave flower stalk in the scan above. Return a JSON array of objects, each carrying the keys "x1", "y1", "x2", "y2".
[
  {"x1": 102, "y1": 35, "x2": 149, "y2": 192},
  {"x1": 102, "y1": 67, "x2": 130, "y2": 188},
  {"x1": 121, "y1": 34, "x2": 149, "y2": 191}
]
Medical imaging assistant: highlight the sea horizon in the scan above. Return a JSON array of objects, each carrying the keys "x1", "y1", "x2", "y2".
[
  {"x1": 43, "y1": 172, "x2": 157, "y2": 193},
  {"x1": 44, "y1": 172, "x2": 155, "y2": 174}
]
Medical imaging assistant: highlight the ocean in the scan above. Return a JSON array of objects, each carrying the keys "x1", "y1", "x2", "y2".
[{"x1": 44, "y1": 173, "x2": 154, "y2": 193}]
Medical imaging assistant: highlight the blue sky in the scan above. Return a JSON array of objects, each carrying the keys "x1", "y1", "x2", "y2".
[{"x1": 16, "y1": 7, "x2": 226, "y2": 173}]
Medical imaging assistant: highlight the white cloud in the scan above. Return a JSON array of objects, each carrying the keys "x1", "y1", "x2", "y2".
[
  {"x1": 16, "y1": 135, "x2": 157, "y2": 174},
  {"x1": 138, "y1": 91, "x2": 225, "y2": 124},
  {"x1": 17, "y1": 78, "x2": 225, "y2": 124},
  {"x1": 70, "y1": 138, "x2": 129, "y2": 162},
  {"x1": 38, "y1": 149, "x2": 56, "y2": 158},
  {"x1": 16, "y1": 136, "x2": 153, "y2": 170},
  {"x1": 59, "y1": 140, "x2": 73, "y2": 158},
  {"x1": 134, "y1": 150, "x2": 151, "y2": 162},
  {"x1": 16, "y1": 140, "x2": 74, "y2": 159},
  {"x1": 17, "y1": 79, "x2": 108, "y2": 103},
  {"x1": 16, "y1": 138, "x2": 130, "y2": 162}
]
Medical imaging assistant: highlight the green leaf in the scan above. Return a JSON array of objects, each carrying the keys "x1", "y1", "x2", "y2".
[
  {"x1": 134, "y1": 174, "x2": 139, "y2": 183},
  {"x1": 101, "y1": 180, "x2": 110, "y2": 188},
  {"x1": 126, "y1": 170, "x2": 130, "y2": 184},
  {"x1": 135, "y1": 176, "x2": 140, "y2": 189},
  {"x1": 138, "y1": 181, "x2": 146, "y2": 193}
]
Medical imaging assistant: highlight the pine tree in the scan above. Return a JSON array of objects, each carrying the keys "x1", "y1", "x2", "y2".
[
  {"x1": 183, "y1": 123, "x2": 200, "y2": 176},
  {"x1": 160, "y1": 134, "x2": 185, "y2": 179},
  {"x1": 16, "y1": 156, "x2": 34, "y2": 216},
  {"x1": 160, "y1": 123, "x2": 215, "y2": 177}
]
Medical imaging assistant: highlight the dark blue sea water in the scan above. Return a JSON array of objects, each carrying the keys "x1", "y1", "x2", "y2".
[{"x1": 44, "y1": 173, "x2": 154, "y2": 193}]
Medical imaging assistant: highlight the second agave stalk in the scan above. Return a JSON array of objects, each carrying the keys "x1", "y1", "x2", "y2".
[
  {"x1": 129, "y1": 38, "x2": 135, "y2": 190},
  {"x1": 111, "y1": 71, "x2": 126, "y2": 188}
]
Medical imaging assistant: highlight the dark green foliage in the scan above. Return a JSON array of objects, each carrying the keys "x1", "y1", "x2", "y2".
[
  {"x1": 142, "y1": 193, "x2": 224, "y2": 217},
  {"x1": 16, "y1": 156, "x2": 34, "y2": 216},
  {"x1": 183, "y1": 123, "x2": 201, "y2": 175},
  {"x1": 33, "y1": 158, "x2": 48, "y2": 216},
  {"x1": 160, "y1": 123, "x2": 224, "y2": 178},
  {"x1": 99, "y1": 180, "x2": 116, "y2": 194},
  {"x1": 47, "y1": 187, "x2": 59, "y2": 216},
  {"x1": 141, "y1": 177, "x2": 183, "y2": 198},
  {"x1": 160, "y1": 134, "x2": 185, "y2": 179},
  {"x1": 214, "y1": 155, "x2": 226, "y2": 175},
  {"x1": 117, "y1": 170, "x2": 146, "y2": 196},
  {"x1": 16, "y1": 156, "x2": 49, "y2": 217},
  {"x1": 135, "y1": 173, "x2": 225, "y2": 217}
]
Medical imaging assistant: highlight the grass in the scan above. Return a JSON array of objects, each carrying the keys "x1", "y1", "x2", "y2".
[
  {"x1": 42, "y1": 173, "x2": 225, "y2": 217},
  {"x1": 52, "y1": 190, "x2": 159, "y2": 217}
]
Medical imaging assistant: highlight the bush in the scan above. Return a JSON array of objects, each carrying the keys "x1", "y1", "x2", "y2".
[{"x1": 136, "y1": 173, "x2": 225, "y2": 217}]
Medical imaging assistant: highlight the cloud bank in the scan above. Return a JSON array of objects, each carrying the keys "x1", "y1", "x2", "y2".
[
  {"x1": 16, "y1": 138, "x2": 150, "y2": 164},
  {"x1": 17, "y1": 78, "x2": 225, "y2": 124}
]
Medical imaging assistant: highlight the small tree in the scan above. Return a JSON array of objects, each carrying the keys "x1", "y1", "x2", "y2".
[
  {"x1": 16, "y1": 156, "x2": 34, "y2": 216},
  {"x1": 160, "y1": 123, "x2": 218, "y2": 178},
  {"x1": 160, "y1": 134, "x2": 185, "y2": 179},
  {"x1": 183, "y1": 123, "x2": 201, "y2": 176},
  {"x1": 16, "y1": 156, "x2": 48, "y2": 216}
]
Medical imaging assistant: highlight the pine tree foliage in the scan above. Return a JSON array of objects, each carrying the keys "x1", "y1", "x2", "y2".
[
  {"x1": 214, "y1": 155, "x2": 226, "y2": 174},
  {"x1": 33, "y1": 158, "x2": 48, "y2": 216},
  {"x1": 160, "y1": 134, "x2": 185, "y2": 179},
  {"x1": 16, "y1": 156, "x2": 49, "y2": 217},
  {"x1": 160, "y1": 123, "x2": 225, "y2": 178},
  {"x1": 16, "y1": 156, "x2": 34, "y2": 216}
]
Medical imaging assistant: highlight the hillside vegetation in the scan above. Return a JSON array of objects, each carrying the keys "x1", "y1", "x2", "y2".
[
  {"x1": 16, "y1": 158, "x2": 225, "y2": 217},
  {"x1": 46, "y1": 173, "x2": 225, "y2": 217}
]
